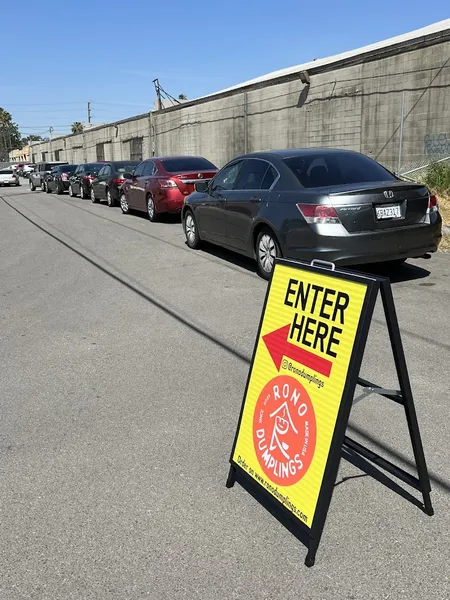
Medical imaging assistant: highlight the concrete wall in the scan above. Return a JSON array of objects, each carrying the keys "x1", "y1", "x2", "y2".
[{"x1": 31, "y1": 32, "x2": 450, "y2": 174}]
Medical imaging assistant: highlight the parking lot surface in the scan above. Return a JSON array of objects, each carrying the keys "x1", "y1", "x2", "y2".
[{"x1": 1, "y1": 184, "x2": 449, "y2": 600}]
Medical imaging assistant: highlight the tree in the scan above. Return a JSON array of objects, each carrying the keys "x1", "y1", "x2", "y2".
[
  {"x1": 0, "y1": 108, "x2": 21, "y2": 161},
  {"x1": 71, "y1": 122, "x2": 84, "y2": 134},
  {"x1": 21, "y1": 134, "x2": 43, "y2": 145}
]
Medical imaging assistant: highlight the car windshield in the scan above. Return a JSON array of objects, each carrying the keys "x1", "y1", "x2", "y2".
[
  {"x1": 115, "y1": 163, "x2": 139, "y2": 173},
  {"x1": 284, "y1": 153, "x2": 397, "y2": 188},
  {"x1": 161, "y1": 157, "x2": 216, "y2": 173}
]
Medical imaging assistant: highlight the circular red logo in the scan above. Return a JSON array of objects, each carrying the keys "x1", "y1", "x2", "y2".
[{"x1": 253, "y1": 375, "x2": 316, "y2": 486}]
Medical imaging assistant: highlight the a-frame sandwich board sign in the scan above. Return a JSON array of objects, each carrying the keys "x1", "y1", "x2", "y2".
[{"x1": 227, "y1": 258, "x2": 433, "y2": 567}]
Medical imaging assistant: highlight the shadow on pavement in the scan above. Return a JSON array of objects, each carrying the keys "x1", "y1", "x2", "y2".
[
  {"x1": 353, "y1": 260, "x2": 431, "y2": 283},
  {"x1": 197, "y1": 244, "x2": 432, "y2": 282},
  {"x1": 341, "y1": 447, "x2": 426, "y2": 512},
  {"x1": 198, "y1": 242, "x2": 257, "y2": 275}
]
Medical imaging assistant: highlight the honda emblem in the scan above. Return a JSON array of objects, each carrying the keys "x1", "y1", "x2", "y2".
[{"x1": 383, "y1": 190, "x2": 394, "y2": 199}]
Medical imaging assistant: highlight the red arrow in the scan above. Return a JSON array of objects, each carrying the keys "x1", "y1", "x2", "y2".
[{"x1": 262, "y1": 324, "x2": 332, "y2": 377}]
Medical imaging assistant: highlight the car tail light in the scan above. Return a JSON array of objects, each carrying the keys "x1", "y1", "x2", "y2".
[
  {"x1": 112, "y1": 178, "x2": 124, "y2": 185},
  {"x1": 84, "y1": 175, "x2": 96, "y2": 181},
  {"x1": 296, "y1": 203, "x2": 341, "y2": 224},
  {"x1": 61, "y1": 173, "x2": 68, "y2": 180},
  {"x1": 158, "y1": 178, "x2": 178, "y2": 189},
  {"x1": 427, "y1": 194, "x2": 438, "y2": 214},
  {"x1": 11, "y1": 175, "x2": 16, "y2": 179}
]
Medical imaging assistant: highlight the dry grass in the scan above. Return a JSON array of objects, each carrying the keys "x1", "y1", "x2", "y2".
[{"x1": 436, "y1": 191, "x2": 450, "y2": 251}]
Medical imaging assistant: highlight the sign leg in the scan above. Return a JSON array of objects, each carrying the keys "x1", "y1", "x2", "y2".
[
  {"x1": 380, "y1": 280, "x2": 434, "y2": 516},
  {"x1": 226, "y1": 465, "x2": 237, "y2": 488},
  {"x1": 305, "y1": 539, "x2": 319, "y2": 568}
]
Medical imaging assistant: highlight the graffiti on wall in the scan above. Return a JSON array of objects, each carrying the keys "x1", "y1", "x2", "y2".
[{"x1": 424, "y1": 133, "x2": 450, "y2": 157}]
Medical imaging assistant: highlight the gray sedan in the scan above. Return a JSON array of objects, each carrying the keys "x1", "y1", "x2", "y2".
[{"x1": 181, "y1": 149, "x2": 442, "y2": 279}]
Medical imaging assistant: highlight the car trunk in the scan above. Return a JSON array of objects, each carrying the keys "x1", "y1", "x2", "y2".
[
  {"x1": 171, "y1": 171, "x2": 217, "y2": 195},
  {"x1": 327, "y1": 181, "x2": 430, "y2": 233}
]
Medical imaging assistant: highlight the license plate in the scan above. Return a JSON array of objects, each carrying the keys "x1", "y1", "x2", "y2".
[{"x1": 375, "y1": 203, "x2": 402, "y2": 220}]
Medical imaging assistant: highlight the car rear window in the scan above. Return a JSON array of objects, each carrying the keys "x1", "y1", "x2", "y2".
[
  {"x1": 0, "y1": 170, "x2": 13, "y2": 174},
  {"x1": 161, "y1": 157, "x2": 216, "y2": 173},
  {"x1": 58, "y1": 165, "x2": 77, "y2": 172},
  {"x1": 85, "y1": 163, "x2": 103, "y2": 171},
  {"x1": 284, "y1": 153, "x2": 397, "y2": 188},
  {"x1": 115, "y1": 163, "x2": 139, "y2": 173}
]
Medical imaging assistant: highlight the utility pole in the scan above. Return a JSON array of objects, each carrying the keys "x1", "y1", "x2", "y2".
[
  {"x1": 87, "y1": 101, "x2": 92, "y2": 124},
  {"x1": 49, "y1": 126, "x2": 54, "y2": 161},
  {"x1": 153, "y1": 79, "x2": 163, "y2": 111}
]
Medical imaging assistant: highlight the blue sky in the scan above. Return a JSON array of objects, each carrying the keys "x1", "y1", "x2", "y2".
[{"x1": 2, "y1": 0, "x2": 449, "y2": 138}]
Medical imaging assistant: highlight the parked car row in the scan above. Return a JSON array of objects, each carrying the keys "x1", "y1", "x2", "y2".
[{"x1": 24, "y1": 149, "x2": 442, "y2": 279}]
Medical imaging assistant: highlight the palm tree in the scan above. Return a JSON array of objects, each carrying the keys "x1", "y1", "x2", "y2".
[{"x1": 71, "y1": 122, "x2": 83, "y2": 134}]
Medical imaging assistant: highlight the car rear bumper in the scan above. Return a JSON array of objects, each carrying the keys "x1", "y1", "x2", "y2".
[
  {"x1": 0, "y1": 180, "x2": 19, "y2": 186},
  {"x1": 159, "y1": 189, "x2": 185, "y2": 213},
  {"x1": 283, "y1": 221, "x2": 442, "y2": 266}
]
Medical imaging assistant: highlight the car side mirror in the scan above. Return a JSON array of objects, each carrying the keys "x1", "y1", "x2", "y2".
[{"x1": 195, "y1": 181, "x2": 209, "y2": 193}]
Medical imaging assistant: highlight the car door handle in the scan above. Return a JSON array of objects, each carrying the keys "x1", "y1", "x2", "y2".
[{"x1": 250, "y1": 196, "x2": 261, "y2": 203}]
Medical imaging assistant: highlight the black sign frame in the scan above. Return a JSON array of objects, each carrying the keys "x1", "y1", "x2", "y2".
[{"x1": 226, "y1": 259, "x2": 433, "y2": 567}]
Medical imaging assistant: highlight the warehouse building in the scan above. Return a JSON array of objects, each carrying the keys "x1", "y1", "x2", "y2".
[{"x1": 31, "y1": 19, "x2": 450, "y2": 174}]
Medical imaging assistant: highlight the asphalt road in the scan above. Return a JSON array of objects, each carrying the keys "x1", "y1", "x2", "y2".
[{"x1": 1, "y1": 183, "x2": 449, "y2": 600}]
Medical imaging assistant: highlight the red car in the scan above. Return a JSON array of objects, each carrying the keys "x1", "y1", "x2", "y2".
[{"x1": 120, "y1": 155, "x2": 218, "y2": 221}]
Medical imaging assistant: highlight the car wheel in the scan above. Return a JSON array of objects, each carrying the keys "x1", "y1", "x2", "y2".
[
  {"x1": 41, "y1": 180, "x2": 46, "y2": 192},
  {"x1": 68, "y1": 184, "x2": 75, "y2": 197},
  {"x1": 147, "y1": 195, "x2": 157, "y2": 222},
  {"x1": 80, "y1": 183, "x2": 88, "y2": 199},
  {"x1": 90, "y1": 187, "x2": 98, "y2": 203},
  {"x1": 46, "y1": 182, "x2": 52, "y2": 193},
  {"x1": 29, "y1": 179, "x2": 36, "y2": 191},
  {"x1": 183, "y1": 210, "x2": 201, "y2": 249},
  {"x1": 120, "y1": 193, "x2": 130, "y2": 214},
  {"x1": 56, "y1": 183, "x2": 63, "y2": 195},
  {"x1": 106, "y1": 189, "x2": 114, "y2": 207},
  {"x1": 256, "y1": 228, "x2": 281, "y2": 280}
]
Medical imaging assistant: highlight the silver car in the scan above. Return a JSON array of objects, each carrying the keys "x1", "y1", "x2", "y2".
[{"x1": 0, "y1": 169, "x2": 20, "y2": 187}]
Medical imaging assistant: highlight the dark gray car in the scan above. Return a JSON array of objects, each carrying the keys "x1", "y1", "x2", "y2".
[
  {"x1": 29, "y1": 162, "x2": 68, "y2": 191},
  {"x1": 181, "y1": 149, "x2": 442, "y2": 279}
]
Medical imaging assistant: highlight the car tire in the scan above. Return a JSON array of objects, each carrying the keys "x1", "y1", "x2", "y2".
[
  {"x1": 90, "y1": 187, "x2": 98, "y2": 203},
  {"x1": 41, "y1": 180, "x2": 46, "y2": 192},
  {"x1": 106, "y1": 189, "x2": 114, "y2": 207},
  {"x1": 68, "y1": 184, "x2": 76, "y2": 197},
  {"x1": 29, "y1": 179, "x2": 36, "y2": 191},
  {"x1": 56, "y1": 183, "x2": 63, "y2": 195},
  {"x1": 255, "y1": 228, "x2": 281, "y2": 280},
  {"x1": 46, "y1": 182, "x2": 52, "y2": 193},
  {"x1": 80, "y1": 183, "x2": 88, "y2": 199},
  {"x1": 147, "y1": 195, "x2": 157, "y2": 222},
  {"x1": 120, "y1": 192, "x2": 130, "y2": 214},
  {"x1": 183, "y1": 210, "x2": 201, "y2": 249}
]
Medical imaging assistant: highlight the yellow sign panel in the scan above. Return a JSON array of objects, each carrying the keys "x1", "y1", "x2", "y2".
[{"x1": 232, "y1": 262, "x2": 369, "y2": 527}]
